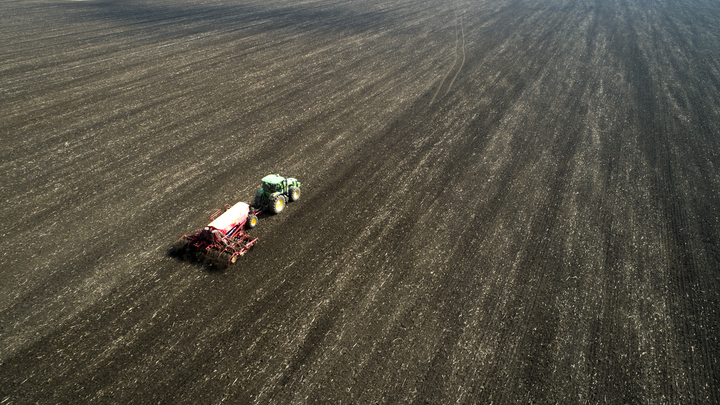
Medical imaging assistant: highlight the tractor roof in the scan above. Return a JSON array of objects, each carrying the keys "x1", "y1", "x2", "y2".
[{"x1": 261, "y1": 174, "x2": 285, "y2": 184}]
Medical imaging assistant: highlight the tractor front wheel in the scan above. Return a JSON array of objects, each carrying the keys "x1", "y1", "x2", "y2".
[
  {"x1": 270, "y1": 195, "x2": 285, "y2": 214},
  {"x1": 288, "y1": 186, "x2": 300, "y2": 202}
]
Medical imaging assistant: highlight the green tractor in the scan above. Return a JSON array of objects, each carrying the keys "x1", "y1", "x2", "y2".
[{"x1": 253, "y1": 174, "x2": 301, "y2": 214}]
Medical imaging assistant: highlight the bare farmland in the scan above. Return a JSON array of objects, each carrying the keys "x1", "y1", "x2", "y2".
[{"x1": 1, "y1": 0, "x2": 720, "y2": 402}]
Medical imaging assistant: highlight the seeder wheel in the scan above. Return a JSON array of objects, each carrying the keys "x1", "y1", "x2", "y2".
[
  {"x1": 216, "y1": 250, "x2": 237, "y2": 268},
  {"x1": 247, "y1": 214, "x2": 258, "y2": 229}
]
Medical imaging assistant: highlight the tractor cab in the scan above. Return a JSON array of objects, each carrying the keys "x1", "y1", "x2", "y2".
[{"x1": 261, "y1": 174, "x2": 286, "y2": 194}]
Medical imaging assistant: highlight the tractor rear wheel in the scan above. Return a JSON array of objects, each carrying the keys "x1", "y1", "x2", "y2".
[
  {"x1": 254, "y1": 193, "x2": 263, "y2": 209},
  {"x1": 270, "y1": 195, "x2": 285, "y2": 214},
  {"x1": 288, "y1": 186, "x2": 300, "y2": 202}
]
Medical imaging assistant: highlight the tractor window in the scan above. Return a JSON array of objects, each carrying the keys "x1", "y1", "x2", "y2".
[{"x1": 262, "y1": 182, "x2": 275, "y2": 193}]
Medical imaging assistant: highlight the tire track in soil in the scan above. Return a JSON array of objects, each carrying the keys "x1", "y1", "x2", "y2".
[
  {"x1": 444, "y1": 6, "x2": 466, "y2": 99},
  {"x1": 429, "y1": 1, "x2": 464, "y2": 105}
]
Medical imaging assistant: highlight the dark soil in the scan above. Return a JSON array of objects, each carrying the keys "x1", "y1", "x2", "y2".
[{"x1": 2, "y1": 0, "x2": 719, "y2": 402}]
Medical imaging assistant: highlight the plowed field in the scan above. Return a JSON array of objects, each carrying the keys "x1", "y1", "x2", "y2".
[{"x1": 2, "y1": 0, "x2": 719, "y2": 402}]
